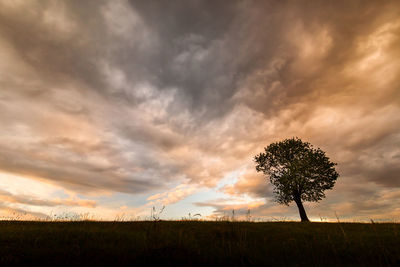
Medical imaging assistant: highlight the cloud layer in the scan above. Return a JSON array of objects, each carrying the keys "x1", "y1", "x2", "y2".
[{"x1": 0, "y1": 0, "x2": 399, "y2": 220}]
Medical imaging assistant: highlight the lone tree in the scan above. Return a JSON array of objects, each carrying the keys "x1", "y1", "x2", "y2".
[{"x1": 254, "y1": 137, "x2": 339, "y2": 222}]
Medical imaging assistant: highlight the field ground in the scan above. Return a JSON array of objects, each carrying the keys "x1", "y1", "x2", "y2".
[{"x1": 0, "y1": 221, "x2": 399, "y2": 266}]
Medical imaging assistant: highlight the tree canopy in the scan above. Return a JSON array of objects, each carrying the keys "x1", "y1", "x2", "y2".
[{"x1": 254, "y1": 137, "x2": 339, "y2": 221}]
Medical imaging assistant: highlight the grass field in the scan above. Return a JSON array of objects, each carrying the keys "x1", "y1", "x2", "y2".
[{"x1": 0, "y1": 221, "x2": 399, "y2": 266}]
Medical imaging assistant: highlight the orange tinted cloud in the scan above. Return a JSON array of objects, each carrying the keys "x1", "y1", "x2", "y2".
[
  {"x1": 0, "y1": 189, "x2": 96, "y2": 208},
  {"x1": 0, "y1": 0, "x2": 399, "y2": 220}
]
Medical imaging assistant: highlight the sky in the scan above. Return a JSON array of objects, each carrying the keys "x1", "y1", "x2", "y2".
[{"x1": 0, "y1": 0, "x2": 399, "y2": 221}]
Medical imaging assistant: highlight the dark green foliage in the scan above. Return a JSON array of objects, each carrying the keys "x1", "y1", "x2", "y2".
[
  {"x1": 0, "y1": 221, "x2": 399, "y2": 266},
  {"x1": 255, "y1": 137, "x2": 339, "y2": 221}
]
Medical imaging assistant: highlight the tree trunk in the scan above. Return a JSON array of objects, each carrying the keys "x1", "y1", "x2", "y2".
[{"x1": 294, "y1": 196, "x2": 309, "y2": 222}]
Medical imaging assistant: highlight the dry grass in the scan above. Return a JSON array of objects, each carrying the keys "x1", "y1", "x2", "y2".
[{"x1": 0, "y1": 220, "x2": 399, "y2": 266}]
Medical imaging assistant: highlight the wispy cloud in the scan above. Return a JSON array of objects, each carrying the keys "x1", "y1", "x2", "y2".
[{"x1": 0, "y1": 189, "x2": 96, "y2": 208}]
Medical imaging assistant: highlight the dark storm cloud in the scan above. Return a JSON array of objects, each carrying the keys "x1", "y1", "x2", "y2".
[
  {"x1": 0, "y1": 0, "x2": 400, "y2": 219},
  {"x1": 126, "y1": 0, "x2": 241, "y2": 116}
]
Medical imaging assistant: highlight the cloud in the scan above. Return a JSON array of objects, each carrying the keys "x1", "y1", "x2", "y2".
[
  {"x1": 0, "y1": 204, "x2": 50, "y2": 220},
  {"x1": 0, "y1": 0, "x2": 399, "y2": 219},
  {"x1": 147, "y1": 183, "x2": 198, "y2": 206},
  {"x1": 0, "y1": 189, "x2": 96, "y2": 208},
  {"x1": 221, "y1": 169, "x2": 272, "y2": 198}
]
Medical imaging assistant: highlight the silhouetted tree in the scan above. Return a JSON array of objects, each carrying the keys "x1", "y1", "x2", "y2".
[{"x1": 254, "y1": 137, "x2": 339, "y2": 222}]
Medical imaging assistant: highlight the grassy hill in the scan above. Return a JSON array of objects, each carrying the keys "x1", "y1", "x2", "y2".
[{"x1": 0, "y1": 221, "x2": 399, "y2": 266}]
